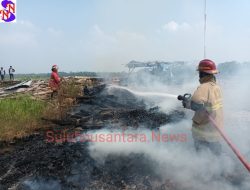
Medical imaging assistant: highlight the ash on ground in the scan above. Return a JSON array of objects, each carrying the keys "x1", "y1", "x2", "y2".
[
  {"x1": 0, "y1": 84, "x2": 185, "y2": 190},
  {"x1": 1, "y1": 83, "x2": 248, "y2": 190}
]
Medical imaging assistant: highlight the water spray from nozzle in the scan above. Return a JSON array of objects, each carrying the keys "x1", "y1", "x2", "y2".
[{"x1": 109, "y1": 85, "x2": 179, "y2": 99}]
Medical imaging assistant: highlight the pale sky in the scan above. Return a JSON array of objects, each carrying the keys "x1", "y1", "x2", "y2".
[{"x1": 0, "y1": 0, "x2": 250, "y2": 73}]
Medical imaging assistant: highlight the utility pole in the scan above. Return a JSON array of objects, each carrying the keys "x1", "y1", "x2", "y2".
[{"x1": 204, "y1": 0, "x2": 207, "y2": 59}]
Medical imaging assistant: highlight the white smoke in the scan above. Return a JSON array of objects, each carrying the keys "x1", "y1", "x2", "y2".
[
  {"x1": 88, "y1": 127, "x2": 249, "y2": 190},
  {"x1": 88, "y1": 63, "x2": 250, "y2": 189},
  {"x1": 22, "y1": 178, "x2": 61, "y2": 190}
]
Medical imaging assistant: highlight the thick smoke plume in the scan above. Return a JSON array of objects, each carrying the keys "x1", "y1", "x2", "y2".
[{"x1": 90, "y1": 62, "x2": 250, "y2": 190}]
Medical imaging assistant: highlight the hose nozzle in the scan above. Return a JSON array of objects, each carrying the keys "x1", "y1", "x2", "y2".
[{"x1": 177, "y1": 93, "x2": 192, "y2": 101}]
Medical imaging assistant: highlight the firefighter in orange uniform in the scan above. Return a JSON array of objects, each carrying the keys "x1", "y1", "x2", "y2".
[
  {"x1": 182, "y1": 59, "x2": 223, "y2": 155},
  {"x1": 49, "y1": 65, "x2": 61, "y2": 98}
]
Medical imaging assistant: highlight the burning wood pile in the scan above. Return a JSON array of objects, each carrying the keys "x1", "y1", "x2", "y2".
[{"x1": 0, "y1": 78, "x2": 187, "y2": 190}]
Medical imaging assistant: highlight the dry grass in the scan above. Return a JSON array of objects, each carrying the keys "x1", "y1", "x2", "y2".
[
  {"x1": 0, "y1": 95, "x2": 46, "y2": 141},
  {"x1": 0, "y1": 78, "x2": 83, "y2": 141},
  {"x1": 43, "y1": 78, "x2": 82, "y2": 120}
]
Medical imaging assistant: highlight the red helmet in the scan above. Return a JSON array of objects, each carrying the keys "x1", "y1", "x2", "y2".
[{"x1": 197, "y1": 59, "x2": 218, "y2": 74}]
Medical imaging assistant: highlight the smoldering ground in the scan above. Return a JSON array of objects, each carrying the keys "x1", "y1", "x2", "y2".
[
  {"x1": 88, "y1": 62, "x2": 250, "y2": 190},
  {"x1": 5, "y1": 62, "x2": 250, "y2": 190}
]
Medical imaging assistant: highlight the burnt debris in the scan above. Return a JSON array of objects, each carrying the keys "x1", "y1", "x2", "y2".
[{"x1": 0, "y1": 84, "x2": 185, "y2": 190}]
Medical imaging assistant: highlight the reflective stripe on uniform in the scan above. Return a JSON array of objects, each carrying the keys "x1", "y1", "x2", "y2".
[{"x1": 206, "y1": 102, "x2": 223, "y2": 111}]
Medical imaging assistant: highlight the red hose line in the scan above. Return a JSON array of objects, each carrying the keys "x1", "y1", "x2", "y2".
[{"x1": 207, "y1": 112, "x2": 250, "y2": 173}]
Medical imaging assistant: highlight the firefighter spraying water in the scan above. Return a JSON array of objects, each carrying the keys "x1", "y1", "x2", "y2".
[
  {"x1": 179, "y1": 59, "x2": 224, "y2": 155},
  {"x1": 111, "y1": 59, "x2": 250, "y2": 173},
  {"x1": 178, "y1": 59, "x2": 250, "y2": 173}
]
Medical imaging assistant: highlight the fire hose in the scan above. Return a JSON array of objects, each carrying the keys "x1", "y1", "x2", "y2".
[{"x1": 178, "y1": 94, "x2": 250, "y2": 173}]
